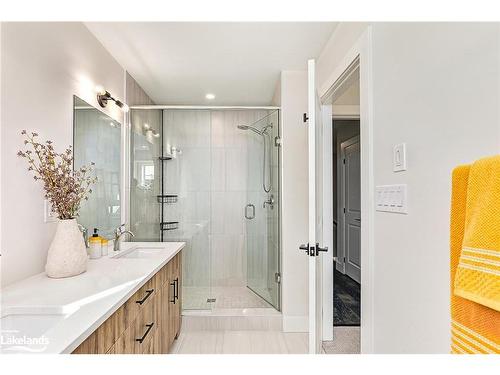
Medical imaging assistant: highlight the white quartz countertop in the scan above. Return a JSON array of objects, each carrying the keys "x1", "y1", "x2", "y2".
[{"x1": 0, "y1": 241, "x2": 185, "y2": 354}]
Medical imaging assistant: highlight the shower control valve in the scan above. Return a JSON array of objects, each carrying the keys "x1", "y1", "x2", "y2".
[{"x1": 263, "y1": 194, "x2": 275, "y2": 209}]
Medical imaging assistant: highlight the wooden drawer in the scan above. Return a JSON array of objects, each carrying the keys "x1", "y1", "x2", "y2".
[
  {"x1": 126, "y1": 277, "x2": 158, "y2": 318},
  {"x1": 114, "y1": 295, "x2": 157, "y2": 354}
]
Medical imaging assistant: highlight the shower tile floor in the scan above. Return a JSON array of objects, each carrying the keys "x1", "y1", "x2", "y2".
[{"x1": 183, "y1": 286, "x2": 273, "y2": 310}]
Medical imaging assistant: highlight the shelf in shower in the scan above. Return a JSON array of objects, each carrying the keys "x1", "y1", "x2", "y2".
[
  {"x1": 160, "y1": 221, "x2": 179, "y2": 231},
  {"x1": 159, "y1": 155, "x2": 173, "y2": 161},
  {"x1": 157, "y1": 194, "x2": 178, "y2": 204}
]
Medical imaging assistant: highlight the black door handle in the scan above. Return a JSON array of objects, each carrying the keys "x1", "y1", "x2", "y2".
[
  {"x1": 315, "y1": 243, "x2": 328, "y2": 253},
  {"x1": 135, "y1": 289, "x2": 154, "y2": 305},
  {"x1": 299, "y1": 243, "x2": 310, "y2": 255},
  {"x1": 300, "y1": 243, "x2": 328, "y2": 256}
]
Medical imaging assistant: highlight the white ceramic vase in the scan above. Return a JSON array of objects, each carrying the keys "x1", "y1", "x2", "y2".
[{"x1": 45, "y1": 218, "x2": 88, "y2": 278}]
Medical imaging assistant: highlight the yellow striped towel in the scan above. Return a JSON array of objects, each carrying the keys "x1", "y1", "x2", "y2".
[
  {"x1": 454, "y1": 156, "x2": 500, "y2": 312},
  {"x1": 450, "y1": 164, "x2": 500, "y2": 353}
]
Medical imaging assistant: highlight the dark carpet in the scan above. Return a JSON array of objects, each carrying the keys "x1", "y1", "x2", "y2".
[{"x1": 333, "y1": 268, "x2": 360, "y2": 326}]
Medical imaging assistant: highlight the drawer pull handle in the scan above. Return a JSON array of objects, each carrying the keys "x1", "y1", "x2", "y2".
[
  {"x1": 170, "y1": 281, "x2": 176, "y2": 304},
  {"x1": 136, "y1": 289, "x2": 154, "y2": 305},
  {"x1": 135, "y1": 323, "x2": 154, "y2": 344},
  {"x1": 174, "y1": 277, "x2": 179, "y2": 300}
]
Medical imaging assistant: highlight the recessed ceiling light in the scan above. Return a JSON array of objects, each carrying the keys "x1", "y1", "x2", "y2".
[{"x1": 205, "y1": 93, "x2": 215, "y2": 100}]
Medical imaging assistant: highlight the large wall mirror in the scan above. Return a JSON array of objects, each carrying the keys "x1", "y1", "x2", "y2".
[{"x1": 73, "y1": 96, "x2": 122, "y2": 239}]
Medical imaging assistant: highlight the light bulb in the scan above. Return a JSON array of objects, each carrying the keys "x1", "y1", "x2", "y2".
[{"x1": 95, "y1": 85, "x2": 106, "y2": 96}]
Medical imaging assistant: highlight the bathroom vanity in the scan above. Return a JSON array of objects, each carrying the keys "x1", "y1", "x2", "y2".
[
  {"x1": 73, "y1": 246, "x2": 182, "y2": 354},
  {"x1": 0, "y1": 242, "x2": 184, "y2": 354}
]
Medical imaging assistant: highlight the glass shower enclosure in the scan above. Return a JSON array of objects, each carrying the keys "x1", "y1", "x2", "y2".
[{"x1": 129, "y1": 108, "x2": 280, "y2": 311}]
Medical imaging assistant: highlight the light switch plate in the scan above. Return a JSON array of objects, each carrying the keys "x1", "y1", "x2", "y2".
[
  {"x1": 375, "y1": 184, "x2": 408, "y2": 214},
  {"x1": 393, "y1": 143, "x2": 407, "y2": 172},
  {"x1": 44, "y1": 199, "x2": 57, "y2": 223}
]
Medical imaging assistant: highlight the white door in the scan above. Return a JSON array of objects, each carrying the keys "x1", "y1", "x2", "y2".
[
  {"x1": 341, "y1": 136, "x2": 361, "y2": 283},
  {"x1": 300, "y1": 59, "x2": 328, "y2": 354}
]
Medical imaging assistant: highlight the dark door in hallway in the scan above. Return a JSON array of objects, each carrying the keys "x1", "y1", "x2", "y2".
[{"x1": 341, "y1": 136, "x2": 361, "y2": 283}]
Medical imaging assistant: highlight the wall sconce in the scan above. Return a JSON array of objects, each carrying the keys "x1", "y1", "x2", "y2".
[{"x1": 95, "y1": 85, "x2": 129, "y2": 112}]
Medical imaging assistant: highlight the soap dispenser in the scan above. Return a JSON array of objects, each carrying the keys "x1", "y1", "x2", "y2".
[{"x1": 89, "y1": 228, "x2": 102, "y2": 259}]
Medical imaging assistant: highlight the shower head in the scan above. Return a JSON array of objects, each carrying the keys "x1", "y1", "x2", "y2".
[{"x1": 237, "y1": 124, "x2": 263, "y2": 135}]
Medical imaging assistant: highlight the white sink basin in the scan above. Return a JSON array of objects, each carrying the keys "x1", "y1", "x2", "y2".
[
  {"x1": 112, "y1": 246, "x2": 165, "y2": 259},
  {"x1": 0, "y1": 305, "x2": 78, "y2": 353}
]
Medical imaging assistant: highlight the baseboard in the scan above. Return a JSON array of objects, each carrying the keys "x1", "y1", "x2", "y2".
[{"x1": 282, "y1": 315, "x2": 308, "y2": 332}]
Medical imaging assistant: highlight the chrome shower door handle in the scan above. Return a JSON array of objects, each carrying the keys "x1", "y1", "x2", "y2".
[{"x1": 245, "y1": 204, "x2": 255, "y2": 220}]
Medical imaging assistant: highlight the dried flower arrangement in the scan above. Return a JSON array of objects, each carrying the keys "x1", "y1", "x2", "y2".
[{"x1": 17, "y1": 130, "x2": 98, "y2": 220}]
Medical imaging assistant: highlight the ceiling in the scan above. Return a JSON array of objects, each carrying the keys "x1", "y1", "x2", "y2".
[{"x1": 86, "y1": 22, "x2": 338, "y2": 106}]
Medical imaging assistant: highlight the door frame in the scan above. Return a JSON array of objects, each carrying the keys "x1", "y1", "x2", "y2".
[
  {"x1": 339, "y1": 135, "x2": 361, "y2": 283},
  {"x1": 319, "y1": 27, "x2": 374, "y2": 353}
]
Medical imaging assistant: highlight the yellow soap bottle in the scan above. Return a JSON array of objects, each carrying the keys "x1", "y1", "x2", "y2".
[{"x1": 89, "y1": 228, "x2": 102, "y2": 259}]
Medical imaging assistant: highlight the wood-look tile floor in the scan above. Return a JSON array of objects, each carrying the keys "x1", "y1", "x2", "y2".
[
  {"x1": 170, "y1": 331, "x2": 308, "y2": 354},
  {"x1": 170, "y1": 327, "x2": 360, "y2": 354}
]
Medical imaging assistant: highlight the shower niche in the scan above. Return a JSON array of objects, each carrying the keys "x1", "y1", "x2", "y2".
[{"x1": 130, "y1": 108, "x2": 281, "y2": 312}]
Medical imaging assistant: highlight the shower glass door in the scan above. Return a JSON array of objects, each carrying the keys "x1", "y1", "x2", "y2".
[{"x1": 246, "y1": 110, "x2": 280, "y2": 310}]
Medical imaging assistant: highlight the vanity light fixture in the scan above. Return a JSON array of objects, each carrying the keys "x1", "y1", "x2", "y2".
[
  {"x1": 95, "y1": 86, "x2": 129, "y2": 112},
  {"x1": 205, "y1": 93, "x2": 215, "y2": 100}
]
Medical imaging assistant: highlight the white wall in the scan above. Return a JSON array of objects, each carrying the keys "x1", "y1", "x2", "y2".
[
  {"x1": 318, "y1": 22, "x2": 500, "y2": 353},
  {"x1": 1, "y1": 22, "x2": 125, "y2": 286},
  {"x1": 280, "y1": 71, "x2": 309, "y2": 331},
  {"x1": 370, "y1": 23, "x2": 500, "y2": 353}
]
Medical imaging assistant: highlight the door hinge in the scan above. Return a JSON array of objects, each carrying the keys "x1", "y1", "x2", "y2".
[
  {"x1": 343, "y1": 158, "x2": 346, "y2": 164},
  {"x1": 275, "y1": 272, "x2": 281, "y2": 284},
  {"x1": 303, "y1": 113, "x2": 309, "y2": 123},
  {"x1": 274, "y1": 136, "x2": 282, "y2": 147}
]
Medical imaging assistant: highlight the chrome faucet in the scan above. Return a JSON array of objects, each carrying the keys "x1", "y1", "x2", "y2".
[
  {"x1": 114, "y1": 224, "x2": 135, "y2": 252},
  {"x1": 78, "y1": 224, "x2": 89, "y2": 248}
]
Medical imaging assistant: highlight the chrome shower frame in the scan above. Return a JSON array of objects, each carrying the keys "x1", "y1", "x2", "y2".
[{"x1": 129, "y1": 105, "x2": 282, "y2": 311}]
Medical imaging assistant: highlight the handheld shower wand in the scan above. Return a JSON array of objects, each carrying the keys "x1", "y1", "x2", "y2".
[{"x1": 237, "y1": 123, "x2": 273, "y2": 193}]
